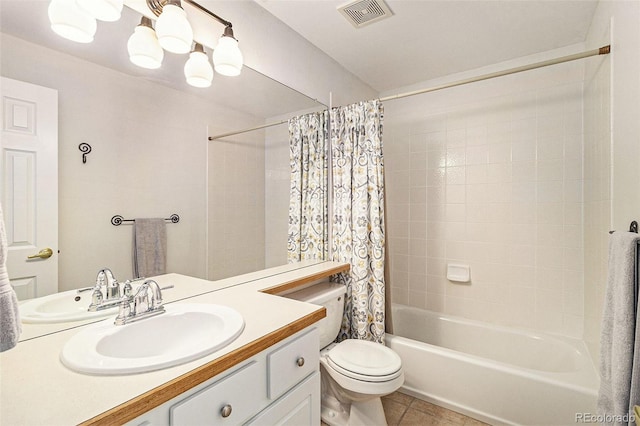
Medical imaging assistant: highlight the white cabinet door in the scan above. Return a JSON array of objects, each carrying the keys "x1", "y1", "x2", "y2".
[
  {"x1": 246, "y1": 372, "x2": 320, "y2": 426},
  {"x1": 0, "y1": 77, "x2": 58, "y2": 299}
]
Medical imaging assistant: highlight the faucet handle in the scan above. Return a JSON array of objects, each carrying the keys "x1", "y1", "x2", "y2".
[
  {"x1": 91, "y1": 289, "x2": 103, "y2": 306},
  {"x1": 106, "y1": 278, "x2": 120, "y2": 300},
  {"x1": 122, "y1": 280, "x2": 133, "y2": 299},
  {"x1": 114, "y1": 296, "x2": 132, "y2": 326}
]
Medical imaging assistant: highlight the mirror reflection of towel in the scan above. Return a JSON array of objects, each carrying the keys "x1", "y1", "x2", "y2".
[
  {"x1": 133, "y1": 218, "x2": 167, "y2": 278},
  {"x1": 0, "y1": 203, "x2": 21, "y2": 352}
]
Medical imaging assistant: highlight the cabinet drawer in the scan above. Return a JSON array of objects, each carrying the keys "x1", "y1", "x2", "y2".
[
  {"x1": 267, "y1": 328, "x2": 319, "y2": 399},
  {"x1": 170, "y1": 361, "x2": 261, "y2": 425}
]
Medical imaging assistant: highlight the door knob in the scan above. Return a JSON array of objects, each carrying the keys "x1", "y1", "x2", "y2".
[{"x1": 27, "y1": 248, "x2": 53, "y2": 260}]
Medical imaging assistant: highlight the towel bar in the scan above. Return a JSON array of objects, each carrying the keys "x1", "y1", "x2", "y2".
[
  {"x1": 111, "y1": 214, "x2": 180, "y2": 226},
  {"x1": 609, "y1": 220, "x2": 638, "y2": 234}
]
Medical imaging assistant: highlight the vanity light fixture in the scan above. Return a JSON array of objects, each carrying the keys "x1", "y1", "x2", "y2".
[
  {"x1": 47, "y1": 0, "x2": 243, "y2": 86},
  {"x1": 148, "y1": 0, "x2": 243, "y2": 77},
  {"x1": 48, "y1": 0, "x2": 97, "y2": 43},
  {"x1": 212, "y1": 26, "x2": 243, "y2": 77},
  {"x1": 184, "y1": 43, "x2": 213, "y2": 87},
  {"x1": 76, "y1": 0, "x2": 123, "y2": 22},
  {"x1": 153, "y1": 0, "x2": 193, "y2": 54},
  {"x1": 127, "y1": 17, "x2": 164, "y2": 69}
]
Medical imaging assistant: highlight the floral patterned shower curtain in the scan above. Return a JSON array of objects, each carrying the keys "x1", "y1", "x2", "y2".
[
  {"x1": 287, "y1": 111, "x2": 329, "y2": 262},
  {"x1": 331, "y1": 100, "x2": 386, "y2": 344}
]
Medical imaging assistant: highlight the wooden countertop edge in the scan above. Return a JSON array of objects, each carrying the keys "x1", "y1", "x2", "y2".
[
  {"x1": 80, "y1": 307, "x2": 326, "y2": 426},
  {"x1": 260, "y1": 263, "x2": 349, "y2": 295}
]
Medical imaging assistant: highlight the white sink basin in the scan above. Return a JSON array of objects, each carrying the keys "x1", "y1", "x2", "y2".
[
  {"x1": 60, "y1": 303, "x2": 245, "y2": 375},
  {"x1": 20, "y1": 290, "x2": 117, "y2": 324}
]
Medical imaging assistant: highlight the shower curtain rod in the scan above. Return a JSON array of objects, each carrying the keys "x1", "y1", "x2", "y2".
[
  {"x1": 208, "y1": 120, "x2": 288, "y2": 141},
  {"x1": 380, "y1": 45, "x2": 611, "y2": 102},
  {"x1": 208, "y1": 45, "x2": 610, "y2": 141}
]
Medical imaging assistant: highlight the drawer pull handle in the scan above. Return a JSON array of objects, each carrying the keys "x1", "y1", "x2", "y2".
[
  {"x1": 221, "y1": 404, "x2": 232, "y2": 418},
  {"x1": 296, "y1": 357, "x2": 305, "y2": 367}
]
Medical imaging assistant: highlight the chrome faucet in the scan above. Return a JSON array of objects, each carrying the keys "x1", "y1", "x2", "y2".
[
  {"x1": 87, "y1": 268, "x2": 135, "y2": 312},
  {"x1": 114, "y1": 279, "x2": 165, "y2": 326}
]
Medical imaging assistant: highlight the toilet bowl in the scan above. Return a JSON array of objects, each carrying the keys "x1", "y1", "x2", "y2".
[
  {"x1": 320, "y1": 339, "x2": 404, "y2": 425},
  {"x1": 284, "y1": 282, "x2": 404, "y2": 425}
]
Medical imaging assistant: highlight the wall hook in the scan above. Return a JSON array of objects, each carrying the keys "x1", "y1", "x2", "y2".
[{"x1": 78, "y1": 143, "x2": 92, "y2": 164}]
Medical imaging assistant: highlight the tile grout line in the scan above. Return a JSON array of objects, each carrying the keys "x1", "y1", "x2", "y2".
[{"x1": 396, "y1": 402, "x2": 410, "y2": 426}]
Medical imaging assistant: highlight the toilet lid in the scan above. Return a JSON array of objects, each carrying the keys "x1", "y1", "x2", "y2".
[{"x1": 326, "y1": 340, "x2": 402, "y2": 381}]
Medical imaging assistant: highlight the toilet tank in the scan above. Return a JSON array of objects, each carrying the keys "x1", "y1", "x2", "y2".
[{"x1": 284, "y1": 282, "x2": 346, "y2": 349}]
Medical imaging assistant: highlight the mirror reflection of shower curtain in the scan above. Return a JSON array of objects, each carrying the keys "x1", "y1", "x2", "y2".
[
  {"x1": 287, "y1": 111, "x2": 329, "y2": 262},
  {"x1": 331, "y1": 100, "x2": 386, "y2": 344}
]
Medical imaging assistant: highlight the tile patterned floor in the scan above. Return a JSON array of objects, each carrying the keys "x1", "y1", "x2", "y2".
[
  {"x1": 321, "y1": 391, "x2": 490, "y2": 426},
  {"x1": 381, "y1": 392, "x2": 490, "y2": 426}
]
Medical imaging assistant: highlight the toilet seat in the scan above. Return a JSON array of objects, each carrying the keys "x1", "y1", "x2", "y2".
[{"x1": 326, "y1": 340, "x2": 402, "y2": 382}]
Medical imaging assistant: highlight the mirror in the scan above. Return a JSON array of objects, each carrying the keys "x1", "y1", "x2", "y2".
[{"x1": 1, "y1": 1, "x2": 325, "y2": 339}]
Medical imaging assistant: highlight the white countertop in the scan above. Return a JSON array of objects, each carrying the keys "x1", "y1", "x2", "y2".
[{"x1": 0, "y1": 261, "x2": 348, "y2": 425}]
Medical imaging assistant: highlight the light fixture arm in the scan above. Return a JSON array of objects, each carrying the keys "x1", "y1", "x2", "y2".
[
  {"x1": 146, "y1": 0, "x2": 232, "y2": 27},
  {"x1": 183, "y1": 0, "x2": 232, "y2": 27}
]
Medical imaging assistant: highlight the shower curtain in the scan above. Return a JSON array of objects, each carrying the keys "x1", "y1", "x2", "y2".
[
  {"x1": 287, "y1": 111, "x2": 329, "y2": 262},
  {"x1": 288, "y1": 101, "x2": 387, "y2": 344},
  {"x1": 331, "y1": 100, "x2": 387, "y2": 344}
]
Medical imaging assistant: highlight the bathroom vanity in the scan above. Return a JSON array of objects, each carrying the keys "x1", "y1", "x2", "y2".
[
  {"x1": 0, "y1": 261, "x2": 349, "y2": 425},
  {"x1": 127, "y1": 328, "x2": 321, "y2": 426}
]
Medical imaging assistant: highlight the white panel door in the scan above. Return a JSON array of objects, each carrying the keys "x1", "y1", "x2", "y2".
[{"x1": 1, "y1": 77, "x2": 58, "y2": 299}]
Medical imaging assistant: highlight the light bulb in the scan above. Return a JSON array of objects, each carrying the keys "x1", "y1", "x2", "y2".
[
  {"x1": 184, "y1": 44, "x2": 213, "y2": 88},
  {"x1": 75, "y1": 0, "x2": 123, "y2": 22},
  {"x1": 212, "y1": 28, "x2": 243, "y2": 76},
  {"x1": 48, "y1": 0, "x2": 97, "y2": 43},
  {"x1": 155, "y1": 2, "x2": 193, "y2": 54},
  {"x1": 127, "y1": 17, "x2": 164, "y2": 69}
]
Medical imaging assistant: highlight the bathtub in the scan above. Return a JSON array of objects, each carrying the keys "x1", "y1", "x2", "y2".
[{"x1": 386, "y1": 304, "x2": 599, "y2": 425}]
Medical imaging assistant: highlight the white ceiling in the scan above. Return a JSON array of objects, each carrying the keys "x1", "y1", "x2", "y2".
[
  {"x1": 255, "y1": 0, "x2": 599, "y2": 92},
  {"x1": 0, "y1": 0, "x2": 599, "y2": 112}
]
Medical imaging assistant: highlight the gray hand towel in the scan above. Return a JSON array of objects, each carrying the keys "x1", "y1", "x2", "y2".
[
  {"x1": 598, "y1": 231, "x2": 640, "y2": 425},
  {"x1": 133, "y1": 218, "x2": 167, "y2": 278},
  {"x1": 0, "y1": 203, "x2": 21, "y2": 352}
]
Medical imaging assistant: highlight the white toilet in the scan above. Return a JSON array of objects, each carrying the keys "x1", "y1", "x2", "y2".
[{"x1": 285, "y1": 282, "x2": 404, "y2": 426}]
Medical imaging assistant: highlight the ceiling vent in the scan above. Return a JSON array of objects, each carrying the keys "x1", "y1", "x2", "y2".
[{"x1": 338, "y1": 0, "x2": 394, "y2": 28}]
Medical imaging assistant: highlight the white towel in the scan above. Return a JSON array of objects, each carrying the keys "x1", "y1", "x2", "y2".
[
  {"x1": 0, "y1": 203, "x2": 21, "y2": 352},
  {"x1": 598, "y1": 231, "x2": 640, "y2": 425},
  {"x1": 133, "y1": 218, "x2": 167, "y2": 278}
]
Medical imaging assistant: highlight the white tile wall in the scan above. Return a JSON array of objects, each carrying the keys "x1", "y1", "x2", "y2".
[
  {"x1": 264, "y1": 123, "x2": 292, "y2": 268},
  {"x1": 208, "y1": 133, "x2": 266, "y2": 279},
  {"x1": 385, "y1": 60, "x2": 586, "y2": 338}
]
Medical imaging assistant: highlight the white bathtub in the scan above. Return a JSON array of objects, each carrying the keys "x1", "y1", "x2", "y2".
[{"x1": 386, "y1": 304, "x2": 599, "y2": 425}]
